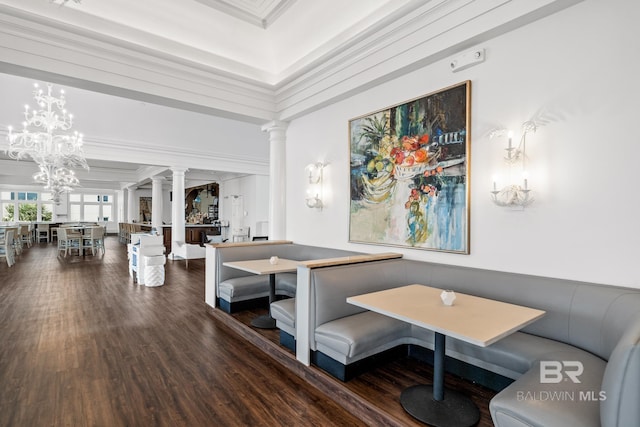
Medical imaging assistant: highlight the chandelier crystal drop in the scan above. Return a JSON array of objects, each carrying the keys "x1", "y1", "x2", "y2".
[{"x1": 6, "y1": 82, "x2": 89, "y2": 204}]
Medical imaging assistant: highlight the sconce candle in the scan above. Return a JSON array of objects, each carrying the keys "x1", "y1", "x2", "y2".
[
  {"x1": 305, "y1": 162, "x2": 325, "y2": 209},
  {"x1": 490, "y1": 122, "x2": 536, "y2": 208}
]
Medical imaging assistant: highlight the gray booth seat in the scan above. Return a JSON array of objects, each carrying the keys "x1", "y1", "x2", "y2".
[
  {"x1": 302, "y1": 258, "x2": 640, "y2": 427},
  {"x1": 215, "y1": 243, "x2": 362, "y2": 313}
]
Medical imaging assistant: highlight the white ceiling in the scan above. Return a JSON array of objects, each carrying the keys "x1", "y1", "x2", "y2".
[
  {"x1": 192, "y1": 0, "x2": 297, "y2": 28},
  {"x1": 0, "y1": 0, "x2": 583, "y2": 191},
  {"x1": 0, "y1": 0, "x2": 413, "y2": 190},
  {"x1": 1, "y1": 0, "x2": 404, "y2": 83}
]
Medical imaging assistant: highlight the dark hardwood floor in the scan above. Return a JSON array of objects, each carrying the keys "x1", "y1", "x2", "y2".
[{"x1": 0, "y1": 237, "x2": 496, "y2": 426}]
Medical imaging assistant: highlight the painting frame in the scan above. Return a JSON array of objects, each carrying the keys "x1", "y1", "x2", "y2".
[{"x1": 348, "y1": 81, "x2": 471, "y2": 254}]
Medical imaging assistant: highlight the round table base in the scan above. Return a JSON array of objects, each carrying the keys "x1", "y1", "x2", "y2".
[
  {"x1": 251, "y1": 314, "x2": 277, "y2": 329},
  {"x1": 400, "y1": 385, "x2": 480, "y2": 427}
]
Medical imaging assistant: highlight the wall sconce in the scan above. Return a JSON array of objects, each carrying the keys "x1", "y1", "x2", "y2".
[
  {"x1": 490, "y1": 121, "x2": 536, "y2": 208},
  {"x1": 305, "y1": 162, "x2": 324, "y2": 209}
]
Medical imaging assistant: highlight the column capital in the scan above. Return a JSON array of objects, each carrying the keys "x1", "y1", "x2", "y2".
[
  {"x1": 261, "y1": 120, "x2": 289, "y2": 133},
  {"x1": 151, "y1": 175, "x2": 166, "y2": 182},
  {"x1": 171, "y1": 167, "x2": 188, "y2": 175}
]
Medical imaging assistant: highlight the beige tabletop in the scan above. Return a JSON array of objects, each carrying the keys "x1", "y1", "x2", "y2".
[
  {"x1": 347, "y1": 284, "x2": 545, "y2": 347},
  {"x1": 223, "y1": 258, "x2": 300, "y2": 275}
]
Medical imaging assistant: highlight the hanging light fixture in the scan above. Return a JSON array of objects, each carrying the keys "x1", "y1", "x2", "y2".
[{"x1": 6, "y1": 82, "x2": 89, "y2": 204}]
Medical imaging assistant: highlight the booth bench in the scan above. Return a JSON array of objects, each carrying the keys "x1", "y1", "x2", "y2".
[
  {"x1": 273, "y1": 257, "x2": 640, "y2": 427},
  {"x1": 204, "y1": 240, "x2": 363, "y2": 313}
]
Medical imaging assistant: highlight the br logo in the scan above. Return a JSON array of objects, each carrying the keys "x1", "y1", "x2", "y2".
[{"x1": 540, "y1": 361, "x2": 584, "y2": 383}]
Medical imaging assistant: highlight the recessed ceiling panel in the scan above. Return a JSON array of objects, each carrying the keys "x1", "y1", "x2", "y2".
[{"x1": 193, "y1": 0, "x2": 296, "y2": 28}]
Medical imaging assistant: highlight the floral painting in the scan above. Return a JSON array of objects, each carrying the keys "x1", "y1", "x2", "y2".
[{"x1": 349, "y1": 81, "x2": 470, "y2": 254}]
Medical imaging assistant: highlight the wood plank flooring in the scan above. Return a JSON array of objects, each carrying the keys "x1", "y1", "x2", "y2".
[{"x1": 0, "y1": 237, "x2": 496, "y2": 426}]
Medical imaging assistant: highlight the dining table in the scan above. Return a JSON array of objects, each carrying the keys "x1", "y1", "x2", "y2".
[
  {"x1": 347, "y1": 284, "x2": 545, "y2": 427},
  {"x1": 223, "y1": 258, "x2": 300, "y2": 329}
]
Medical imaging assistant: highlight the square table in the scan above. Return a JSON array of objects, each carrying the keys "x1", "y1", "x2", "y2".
[
  {"x1": 347, "y1": 284, "x2": 545, "y2": 427},
  {"x1": 223, "y1": 258, "x2": 300, "y2": 329}
]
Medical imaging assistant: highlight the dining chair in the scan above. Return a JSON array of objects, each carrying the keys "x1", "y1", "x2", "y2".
[
  {"x1": 13, "y1": 227, "x2": 23, "y2": 255},
  {"x1": 66, "y1": 227, "x2": 82, "y2": 256},
  {"x1": 19, "y1": 224, "x2": 32, "y2": 248},
  {"x1": 50, "y1": 226, "x2": 58, "y2": 243},
  {"x1": 0, "y1": 229, "x2": 16, "y2": 267},
  {"x1": 56, "y1": 227, "x2": 69, "y2": 257},
  {"x1": 37, "y1": 223, "x2": 50, "y2": 243},
  {"x1": 83, "y1": 226, "x2": 105, "y2": 256},
  {"x1": 57, "y1": 227, "x2": 81, "y2": 257}
]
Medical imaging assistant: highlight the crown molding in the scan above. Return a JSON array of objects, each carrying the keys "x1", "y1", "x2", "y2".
[
  {"x1": 0, "y1": 0, "x2": 583, "y2": 125},
  {"x1": 274, "y1": 0, "x2": 585, "y2": 120},
  {"x1": 82, "y1": 136, "x2": 269, "y2": 176},
  {"x1": 0, "y1": 4, "x2": 277, "y2": 123}
]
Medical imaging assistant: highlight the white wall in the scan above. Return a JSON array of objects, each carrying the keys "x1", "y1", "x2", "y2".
[
  {"x1": 220, "y1": 175, "x2": 269, "y2": 240},
  {"x1": 285, "y1": 0, "x2": 640, "y2": 288}
]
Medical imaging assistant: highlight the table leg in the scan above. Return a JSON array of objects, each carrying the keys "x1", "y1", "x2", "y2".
[
  {"x1": 251, "y1": 273, "x2": 277, "y2": 329},
  {"x1": 400, "y1": 332, "x2": 480, "y2": 427}
]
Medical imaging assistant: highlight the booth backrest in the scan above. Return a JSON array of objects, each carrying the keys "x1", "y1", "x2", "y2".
[
  {"x1": 312, "y1": 259, "x2": 409, "y2": 327},
  {"x1": 402, "y1": 260, "x2": 640, "y2": 361},
  {"x1": 215, "y1": 243, "x2": 363, "y2": 295},
  {"x1": 311, "y1": 258, "x2": 640, "y2": 362}
]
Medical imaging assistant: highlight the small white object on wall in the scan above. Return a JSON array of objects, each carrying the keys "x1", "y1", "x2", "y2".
[{"x1": 450, "y1": 48, "x2": 485, "y2": 72}]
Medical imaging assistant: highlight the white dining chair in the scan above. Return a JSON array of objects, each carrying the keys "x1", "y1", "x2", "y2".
[
  {"x1": 57, "y1": 227, "x2": 81, "y2": 257},
  {"x1": 82, "y1": 226, "x2": 105, "y2": 256},
  {"x1": 19, "y1": 224, "x2": 32, "y2": 248},
  {"x1": 66, "y1": 227, "x2": 82, "y2": 256},
  {"x1": 0, "y1": 229, "x2": 16, "y2": 267},
  {"x1": 57, "y1": 227, "x2": 69, "y2": 257},
  {"x1": 50, "y1": 226, "x2": 58, "y2": 243},
  {"x1": 37, "y1": 223, "x2": 50, "y2": 243}
]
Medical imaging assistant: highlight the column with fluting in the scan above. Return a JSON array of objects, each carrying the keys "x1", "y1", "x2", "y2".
[{"x1": 261, "y1": 120, "x2": 288, "y2": 240}]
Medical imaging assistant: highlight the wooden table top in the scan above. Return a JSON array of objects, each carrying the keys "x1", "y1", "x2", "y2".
[
  {"x1": 347, "y1": 284, "x2": 545, "y2": 347},
  {"x1": 223, "y1": 258, "x2": 301, "y2": 275}
]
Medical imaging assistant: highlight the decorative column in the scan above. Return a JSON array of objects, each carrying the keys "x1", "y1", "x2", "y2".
[
  {"x1": 261, "y1": 120, "x2": 288, "y2": 240},
  {"x1": 127, "y1": 185, "x2": 137, "y2": 223},
  {"x1": 151, "y1": 175, "x2": 165, "y2": 232},
  {"x1": 169, "y1": 167, "x2": 187, "y2": 259}
]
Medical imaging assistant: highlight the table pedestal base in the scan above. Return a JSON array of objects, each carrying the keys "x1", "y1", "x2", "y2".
[
  {"x1": 401, "y1": 385, "x2": 480, "y2": 427},
  {"x1": 251, "y1": 314, "x2": 277, "y2": 329}
]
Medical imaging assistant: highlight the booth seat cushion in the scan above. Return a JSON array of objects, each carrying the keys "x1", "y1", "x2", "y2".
[
  {"x1": 410, "y1": 327, "x2": 583, "y2": 379},
  {"x1": 219, "y1": 273, "x2": 298, "y2": 302},
  {"x1": 490, "y1": 350, "x2": 606, "y2": 427},
  {"x1": 271, "y1": 298, "x2": 296, "y2": 336},
  {"x1": 315, "y1": 311, "x2": 411, "y2": 364},
  {"x1": 219, "y1": 275, "x2": 268, "y2": 302}
]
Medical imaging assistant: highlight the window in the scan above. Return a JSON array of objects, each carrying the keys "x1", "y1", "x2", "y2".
[
  {"x1": 68, "y1": 193, "x2": 114, "y2": 223},
  {"x1": 0, "y1": 190, "x2": 115, "y2": 223},
  {"x1": 41, "y1": 203, "x2": 53, "y2": 221},
  {"x1": 1, "y1": 202, "x2": 14, "y2": 221},
  {"x1": 1, "y1": 191, "x2": 49, "y2": 222},
  {"x1": 18, "y1": 202, "x2": 38, "y2": 221},
  {"x1": 69, "y1": 204, "x2": 81, "y2": 222}
]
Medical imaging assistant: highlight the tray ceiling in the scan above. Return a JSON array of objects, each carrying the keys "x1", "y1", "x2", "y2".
[{"x1": 193, "y1": 0, "x2": 297, "y2": 28}]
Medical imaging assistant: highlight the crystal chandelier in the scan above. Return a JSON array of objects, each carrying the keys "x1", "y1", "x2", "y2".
[{"x1": 6, "y1": 82, "x2": 89, "y2": 204}]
